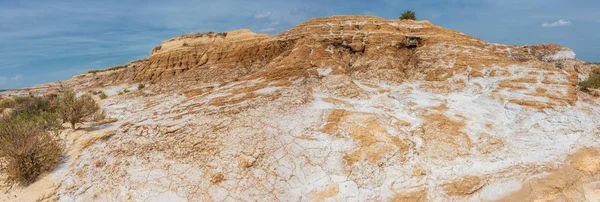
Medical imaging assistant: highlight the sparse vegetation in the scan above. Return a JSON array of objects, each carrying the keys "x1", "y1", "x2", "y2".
[
  {"x1": 57, "y1": 89, "x2": 100, "y2": 129},
  {"x1": 87, "y1": 65, "x2": 127, "y2": 74},
  {"x1": 87, "y1": 58, "x2": 147, "y2": 74},
  {"x1": 182, "y1": 42, "x2": 188, "y2": 47},
  {"x1": 153, "y1": 45, "x2": 162, "y2": 52},
  {"x1": 0, "y1": 95, "x2": 64, "y2": 185},
  {"x1": 579, "y1": 74, "x2": 600, "y2": 90},
  {"x1": 166, "y1": 31, "x2": 228, "y2": 42},
  {"x1": 138, "y1": 84, "x2": 145, "y2": 90},
  {"x1": 399, "y1": 10, "x2": 417, "y2": 20}
]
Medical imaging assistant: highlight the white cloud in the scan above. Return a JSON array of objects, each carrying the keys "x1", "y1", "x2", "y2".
[
  {"x1": 254, "y1": 11, "x2": 272, "y2": 19},
  {"x1": 541, "y1": 19, "x2": 572, "y2": 28}
]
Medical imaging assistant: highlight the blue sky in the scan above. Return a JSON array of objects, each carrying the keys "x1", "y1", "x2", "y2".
[{"x1": 0, "y1": 0, "x2": 598, "y2": 89}]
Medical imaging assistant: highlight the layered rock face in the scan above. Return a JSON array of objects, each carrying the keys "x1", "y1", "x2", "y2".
[{"x1": 2, "y1": 16, "x2": 600, "y2": 201}]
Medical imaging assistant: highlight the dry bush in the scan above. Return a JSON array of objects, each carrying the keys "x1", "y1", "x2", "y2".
[
  {"x1": 0, "y1": 116, "x2": 64, "y2": 186},
  {"x1": 58, "y1": 89, "x2": 100, "y2": 129}
]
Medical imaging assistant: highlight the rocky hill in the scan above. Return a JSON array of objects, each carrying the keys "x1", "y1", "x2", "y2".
[{"x1": 2, "y1": 15, "x2": 600, "y2": 201}]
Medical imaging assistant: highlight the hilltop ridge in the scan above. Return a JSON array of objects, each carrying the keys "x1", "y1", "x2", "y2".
[{"x1": 4, "y1": 16, "x2": 598, "y2": 98}]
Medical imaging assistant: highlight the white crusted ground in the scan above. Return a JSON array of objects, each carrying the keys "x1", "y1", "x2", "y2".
[{"x1": 8, "y1": 62, "x2": 590, "y2": 201}]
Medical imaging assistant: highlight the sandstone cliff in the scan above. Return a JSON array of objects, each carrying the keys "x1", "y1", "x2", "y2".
[{"x1": 1, "y1": 16, "x2": 600, "y2": 202}]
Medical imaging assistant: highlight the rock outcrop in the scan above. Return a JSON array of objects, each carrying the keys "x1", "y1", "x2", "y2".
[{"x1": 2, "y1": 15, "x2": 600, "y2": 202}]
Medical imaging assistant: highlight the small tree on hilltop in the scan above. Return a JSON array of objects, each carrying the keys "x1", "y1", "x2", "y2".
[
  {"x1": 400, "y1": 10, "x2": 417, "y2": 20},
  {"x1": 58, "y1": 89, "x2": 100, "y2": 129}
]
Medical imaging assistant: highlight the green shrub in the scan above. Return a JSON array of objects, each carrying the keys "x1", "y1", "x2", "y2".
[
  {"x1": 579, "y1": 74, "x2": 600, "y2": 90},
  {"x1": 99, "y1": 92, "x2": 108, "y2": 100},
  {"x1": 0, "y1": 106, "x2": 63, "y2": 186},
  {"x1": 12, "y1": 109, "x2": 61, "y2": 132},
  {"x1": 399, "y1": 10, "x2": 417, "y2": 20},
  {"x1": 138, "y1": 84, "x2": 145, "y2": 90},
  {"x1": 4, "y1": 96, "x2": 59, "y2": 118},
  {"x1": 58, "y1": 89, "x2": 100, "y2": 129},
  {"x1": 0, "y1": 98, "x2": 16, "y2": 109}
]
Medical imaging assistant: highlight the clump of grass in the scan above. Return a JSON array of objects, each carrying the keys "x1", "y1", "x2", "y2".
[{"x1": 138, "y1": 84, "x2": 145, "y2": 90}]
